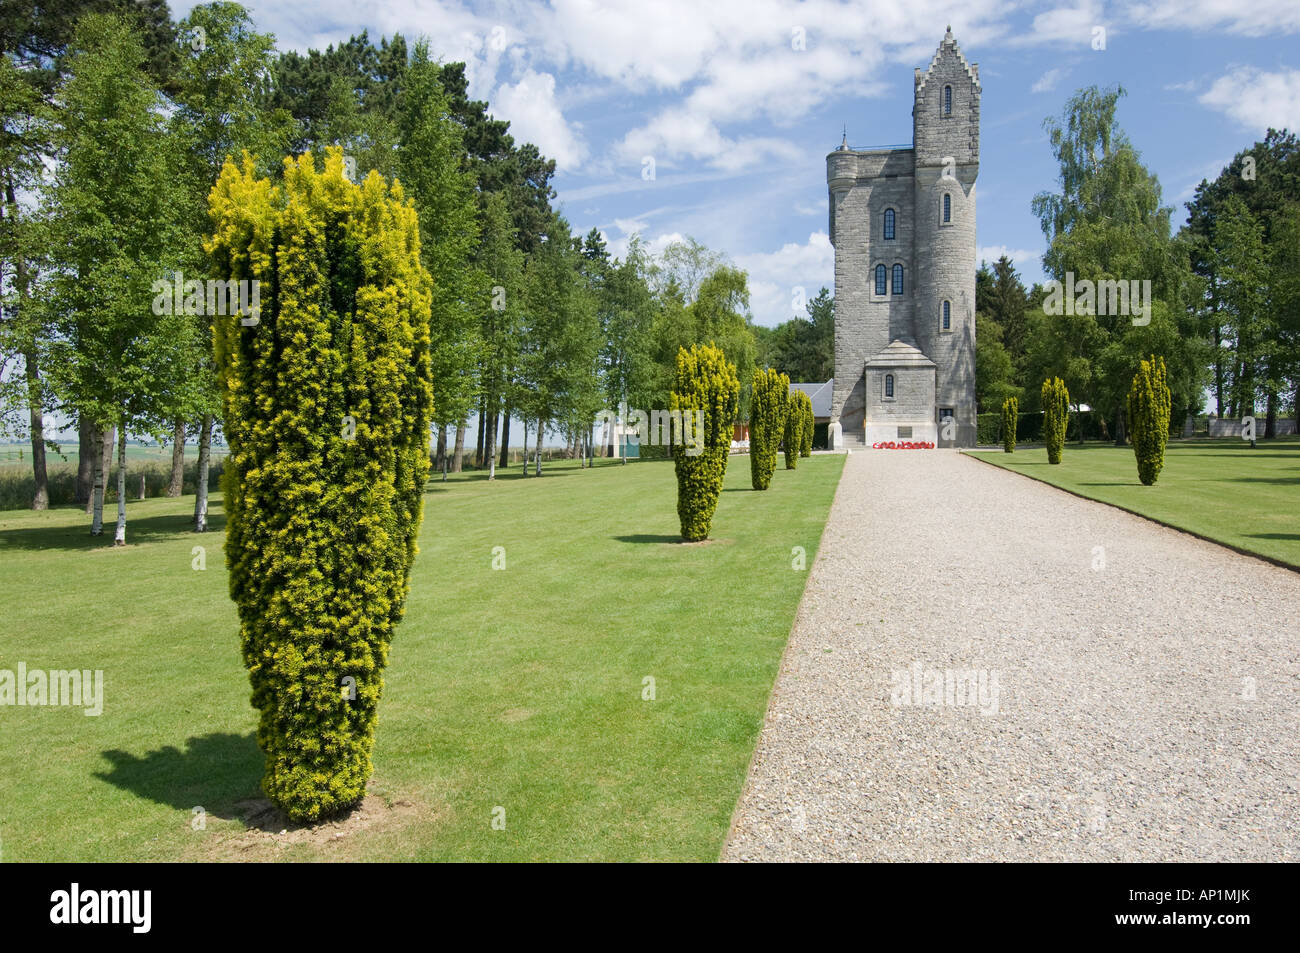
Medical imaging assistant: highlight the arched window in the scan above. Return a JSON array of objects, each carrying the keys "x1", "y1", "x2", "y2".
[
  {"x1": 943, "y1": 193, "x2": 951, "y2": 223},
  {"x1": 892, "y1": 264, "x2": 904, "y2": 295},
  {"x1": 885, "y1": 374, "x2": 894, "y2": 399},
  {"x1": 883, "y1": 208, "x2": 895, "y2": 240},
  {"x1": 942, "y1": 300, "x2": 951, "y2": 331},
  {"x1": 944, "y1": 85, "x2": 952, "y2": 116},
  {"x1": 875, "y1": 264, "x2": 887, "y2": 296}
]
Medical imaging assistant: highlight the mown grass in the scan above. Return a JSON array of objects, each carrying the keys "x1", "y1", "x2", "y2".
[
  {"x1": 969, "y1": 437, "x2": 1300, "y2": 569},
  {"x1": 0, "y1": 452, "x2": 844, "y2": 861}
]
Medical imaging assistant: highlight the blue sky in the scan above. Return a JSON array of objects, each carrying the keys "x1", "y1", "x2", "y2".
[{"x1": 171, "y1": 0, "x2": 1300, "y2": 328}]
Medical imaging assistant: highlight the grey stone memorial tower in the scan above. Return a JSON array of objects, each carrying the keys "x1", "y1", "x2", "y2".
[{"x1": 827, "y1": 27, "x2": 979, "y2": 447}]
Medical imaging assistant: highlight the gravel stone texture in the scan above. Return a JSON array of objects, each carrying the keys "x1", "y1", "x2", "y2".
[{"x1": 722, "y1": 450, "x2": 1300, "y2": 862}]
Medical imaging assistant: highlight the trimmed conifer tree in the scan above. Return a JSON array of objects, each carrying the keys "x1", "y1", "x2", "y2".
[
  {"x1": 1001, "y1": 396, "x2": 1018, "y2": 453},
  {"x1": 783, "y1": 387, "x2": 802, "y2": 470},
  {"x1": 672, "y1": 343, "x2": 739, "y2": 541},
  {"x1": 1042, "y1": 377, "x2": 1069, "y2": 464},
  {"x1": 799, "y1": 391, "x2": 814, "y2": 457},
  {"x1": 750, "y1": 368, "x2": 788, "y2": 489},
  {"x1": 1127, "y1": 354, "x2": 1171, "y2": 486},
  {"x1": 208, "y1": 148, "x2": 434, "y2": 822}
]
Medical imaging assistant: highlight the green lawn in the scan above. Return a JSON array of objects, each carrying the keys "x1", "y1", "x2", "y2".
[
  {"x1": 969, "y1": 437, "x2": 1300, "y2": 569},
  {"x1": 0, "y1": 452, "x2": 844, "y2": 861}
]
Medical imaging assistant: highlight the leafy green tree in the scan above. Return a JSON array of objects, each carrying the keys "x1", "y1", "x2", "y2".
[
  {"x1": 976, "y1": 256, "x2": 1031, "y2": 375},
  {"x1": 1183, "y1": 130, "x2": 1299, "y2": 423},
  {"x1": 1031, "y1": 86, "x2": 1201, "y2": 443},
  {"x1": 172, "y1": 0, "x2": 295, "y2": 525},
  {"x1": 208, "y1": 148, "x2": 433, "y2": 822},
  {"x1": 436, "y1": 61, "x2": 557, "y2": 254},
  {"x1": 41, "y1": 13, "x2": 191, "y2": 543},
  {"x1": 516, "y1": 215, "x2": 600, "y2": 475},
  {"x1": 765, "y1": 288, "x2": 834, "y2": 383},
  {"x1": 0, "y1": 53, "x2": 53, "y2": 506},
  {"x1": 1128, "y1": 354, "x2": 1170, "y2": 485},
  {"x1": 270, "y1": 30, "x2": 408, "y2": 176},
  {"x1": 397, "y1": 41, "x2": 484, "y2": 475},
  {"x1": 672, "y1": 343, "x2": 738, "y2": 541},
  {"x1": 799, "y1": 390, "x2": 813, "y2": 457},
  {"x1": 477, "y1": 192, "x2": 523, "y2": 478},
  {"x1": 1210, "y1": 195, "x2": 1269, "y2": 424},
  {"x1": 975, "y1": 312, "x2": 1018, "y2": 412}
]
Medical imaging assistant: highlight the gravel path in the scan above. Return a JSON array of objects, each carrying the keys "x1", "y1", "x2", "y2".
[{"x1": 722, "y1": 450, "x2": 1300, "y2": 862}]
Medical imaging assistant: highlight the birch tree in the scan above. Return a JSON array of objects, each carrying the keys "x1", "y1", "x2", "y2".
[{"x1": 42, "y1": 13, "x2": 189, "y2": 542}]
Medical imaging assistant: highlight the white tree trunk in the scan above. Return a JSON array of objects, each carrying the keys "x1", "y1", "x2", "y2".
[
  {"x1": 194, "y1": 414, "x2": 212, "y2": 532},
  {"x1": 113, "y1": 427, "x2": 127, "y2": 546},
  {"x1": 90, "y1": 426, "x2": 105, "y2": 535}
]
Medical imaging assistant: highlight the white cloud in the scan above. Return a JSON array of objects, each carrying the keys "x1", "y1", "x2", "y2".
[
  {"x1": 977, "y1": 246, "x2": 1044, "y2": 275},
  {"x1": 1031, "y1": 68, "x2": 1065, "y2": 93},
  {"x1": 734, "y1": 232, "x2": 835, "y2": 326},
  {"x1": 612, "y1": 216, "x2": 649, "y2": 235},
  {"x1": 1009, "y1": 2, "x2": 1107, "y2": 47},
  {"x1": 618, "y1": 107, "x2": 804, "y2": 173},
  {"x1": 1163, "y1": 79, "x2": 1197, "y2": 92},
  {"x1": 1198, "y1": 67, "x2": 1300, "y2": 132},
  {"x1": 1127, "y1": 1, "x2": 1300, "y2": 36},
  {"x1": 491, "y1": 71, "x2": 588, "y2": 170}
]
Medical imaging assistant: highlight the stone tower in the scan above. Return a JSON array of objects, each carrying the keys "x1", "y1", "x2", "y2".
[{"x1": 827, "y1": 27, "x2": 979, "y2": 447}]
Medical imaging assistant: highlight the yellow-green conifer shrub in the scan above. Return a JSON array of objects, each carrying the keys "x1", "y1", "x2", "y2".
[
  {"x1": 783, "y1": 388, "x2": 802, "y2": 470},
  {"x1": 1041, "y1": 377, "x2": 1069, "y2": 465},
  {"x1": 1001, "y1": 396, "x2": 1018, "y2": 452},
  {"x1": 1128, "y1": 354, "x2": 1171, "y2": 486},
  {"x1": 672, "y1": 343, "x2": 739, "y2": 541},
  {"x1": 208, "y1": 149, "x2": 434, "y2": 822},
  {"x1": 795, "y1": 390, "x2": 806, "y2": 457},
  {"x1": 750, "y1": 368, "x2": 788, "y2": 489}
]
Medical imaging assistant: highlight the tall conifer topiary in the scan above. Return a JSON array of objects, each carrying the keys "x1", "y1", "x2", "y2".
[
  {"x1": 672, "y1": 343, "x2": 739, "y2": 541},
  {"x1": 783, "y1": 387, "x2": 802, "y2": 470},
  {"x1": 799, "y1": 390, "x2": 814, "y2": 457},
  {"x1": 208, "y1": 148, "x2": 434, "y2": 821},
  {"x1": 1127, "y1": 354, "x2": 1171, "y2": 486},
  {"x1": 750, "y1": 368, "x2": 788, "y2": 489},
  {"x1": 1041, "y1": 377, "x2": 1069, "y2": 464},
  {"x1": 1001, "y1": 396, "x2": 1018, "y2": 453}
]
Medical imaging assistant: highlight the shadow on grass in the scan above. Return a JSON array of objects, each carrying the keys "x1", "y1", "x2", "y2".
[
  {"x1": 0, "y1": 511, "x2": 227, "y2": 552},
  {"x1": 96, "y1": 731, "x2": 261, "y2": 822},
  {"x1": 1246, "y1": 533, "x2": 1300, "y2": 541},
  {"x1": 614, "y1": 534, "x2": 684, "y2": 544}
]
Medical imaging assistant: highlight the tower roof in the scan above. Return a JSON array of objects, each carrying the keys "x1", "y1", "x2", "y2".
[
  {"x1": 914, "y1": 27, "x2": 980, "y2": 95},
  {"x1": 865, "y1": 340, "x2": 937, "y2": 369}
]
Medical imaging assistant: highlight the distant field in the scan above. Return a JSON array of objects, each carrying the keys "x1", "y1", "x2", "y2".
[
  {"x1": 969, "y1": 437, "x2": 1300, "y2": 570},
  {"x1": 0, "y1": 442, "x2": 226, "y2": 468},
  {"x1": 0, "y1": 443, "x2": 227, "y2": 510}
]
